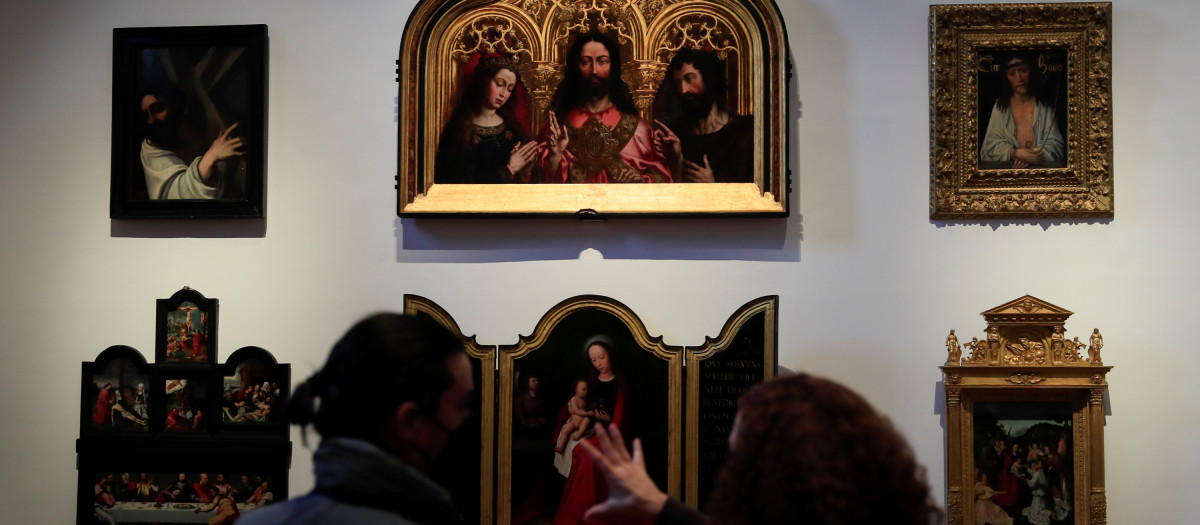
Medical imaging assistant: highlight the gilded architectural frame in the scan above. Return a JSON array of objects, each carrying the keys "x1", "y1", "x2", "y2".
[
  {"x1": 929, "y1": 3, "x2": 1113, "y2": 220},
  {"x1": 397, "y1": 0, "x2": 790, "y2": 216},
  {"x1": 940, "y1": 295, "x2": 1111, "y2": 525}
]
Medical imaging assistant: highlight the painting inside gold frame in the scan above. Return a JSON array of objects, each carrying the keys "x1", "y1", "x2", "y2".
[
  {"x1": 971, "y1": 397, "x2": 1080, "y2": 525},
  {"x1": 929, "y1": 2, "x2": 1113, "y2": 220},
  {"x1": 397, "y1": 0, "x2": 790, "y2": 216}
]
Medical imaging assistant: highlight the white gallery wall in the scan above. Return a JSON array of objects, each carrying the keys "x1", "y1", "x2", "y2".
[{"x1": 0, "y1": 0, "x2": 1194, "y2": 522}]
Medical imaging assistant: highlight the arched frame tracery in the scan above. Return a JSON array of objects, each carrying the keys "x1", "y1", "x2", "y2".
[{"x1": 398, "y1": 0, "x2": 790, "y2": 216}]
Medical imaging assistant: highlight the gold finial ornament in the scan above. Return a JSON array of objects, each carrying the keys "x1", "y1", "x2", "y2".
[
  {"x1": 945, "y1": 329, "x2": 961, "y2": 365},
  {"x1": 942, "y1": 295, "x2": 1102, "y2": 369}
]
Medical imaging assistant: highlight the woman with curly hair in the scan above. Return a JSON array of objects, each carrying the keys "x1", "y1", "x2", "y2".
[{"x1": 580, "y1": 373, "x2": 942, "y2": 525}]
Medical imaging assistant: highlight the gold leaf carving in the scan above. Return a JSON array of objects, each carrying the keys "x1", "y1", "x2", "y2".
[
  {"x1": 946, "y1": 492, "x2": 963, "y2": 525},
  {"x1": 1006, "y1": 373, "x2": 1045, "y2": 385},
  {"x1": 450, "y1": 17, "x2": 534, "y2": 64},
  {"x1": 655, "y1": 14, "x2": 739, "y2": 63},
  {"x1": 1090, "y1": 492, "x2": 1107, "y2": 524}
]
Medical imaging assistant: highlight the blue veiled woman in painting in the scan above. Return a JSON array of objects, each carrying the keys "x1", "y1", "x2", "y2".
[{"x1": 435, "y1": 53, "x2": 537, "y2": 184}]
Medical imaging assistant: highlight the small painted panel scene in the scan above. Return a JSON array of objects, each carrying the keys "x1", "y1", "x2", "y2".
[
  {"x1": 973, "y1": 401, "x2": 1074, "y2": 525},
  {"x1": 508, "y1": 309, "x2": 669, "y2": 524},
  {"x1": 87, "y1": 358, "x2": 150, "y2": 432},
  {"x1": 91, "y1": 471, "x2": 278, "y2": 524},
  {"x1": 221, "y1": 360, "x2": 284, "y2": 425},
  {"x1": 435, "y1": 32, "x2": 752, "y2": 185},
  {"x1": 977, "y1": 49, "x2": 1068, "y2": 170},
  {"x1": 163, "y1": 301, "x2": 212, "y2": 363},
  {"x1": 130, "y1": 46, "x2": 251, "y2": 200},
  {"x1": 164, "y1": 378, "x2": 208, "y2": 432}
]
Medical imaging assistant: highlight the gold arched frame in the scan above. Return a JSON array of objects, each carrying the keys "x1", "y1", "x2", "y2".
[
  {"x1": 402, "y1": 295, "x2": 497, "y2": 525},
  {"x1": 497, "y1": 295, "x2": 683, "y2": 525},
  {"x1": 398, "y1": 0, "x2": 790, "y2": 216}
]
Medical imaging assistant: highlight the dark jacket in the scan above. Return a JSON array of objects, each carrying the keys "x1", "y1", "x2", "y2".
[{"x1": 237, "y1": 438, "x2": 455, "y2": 525}]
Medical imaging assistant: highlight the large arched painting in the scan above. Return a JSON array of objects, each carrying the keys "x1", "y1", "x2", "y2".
[{"x1": 398, "y1": 0, "x2": 790, "y2": 216}]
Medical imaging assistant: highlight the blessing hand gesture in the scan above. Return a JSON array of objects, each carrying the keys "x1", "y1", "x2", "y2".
[{"x1": 546, "y1": 112, "x2": 570, "y2": 156}]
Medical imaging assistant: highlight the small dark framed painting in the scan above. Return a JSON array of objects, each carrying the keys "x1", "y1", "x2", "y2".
[
  {"x1": 158, "y1": 370, "x2": 214, "y2": 435},
  {"x1": 156, "y1": 287, "x2": 218, "y2": 365},
  {"x1": 81, "y1": 346, "x2": 153, "y2": 436},
  {"x1": 218, "y1": 346, "x2": 289, "y2": 434},
  {"x1": 111, "y1": 24, "x2": 267, "y2": 218}
]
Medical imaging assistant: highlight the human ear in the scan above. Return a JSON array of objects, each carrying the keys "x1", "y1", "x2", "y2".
[{"x1": 384, "y1": 400, "x2": 425, "y2": 442}]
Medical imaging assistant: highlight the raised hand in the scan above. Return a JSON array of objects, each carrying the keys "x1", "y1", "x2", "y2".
[
  {"x1": 199, "y1": 123, "x2": 246, "y2": 186},
  {"x1": 578, "y1": 423, "x2": 668, "y2": 522},
  {"x1": 652, "y1": 119, "x2": 681, "y2": 160},
  {"x1": 546, "y1": 112, "x2": 570, "y2": 156},
  {"x1": 506, "y1": 141, "x2": 539, "y2": 180},
  {"x1": 209, "y1": 123, "x2": 246, "y2": 161}
]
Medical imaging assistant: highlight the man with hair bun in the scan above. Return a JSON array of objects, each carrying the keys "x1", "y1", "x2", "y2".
[{"x1": 237, "y1": 313, "x2": 473, "y2": 525}]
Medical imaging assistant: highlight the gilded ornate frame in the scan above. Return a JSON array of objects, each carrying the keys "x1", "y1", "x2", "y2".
[
  {"x1": 397, "y1": 0, "x2": 790, "y2": 216},
  {"x1": 940, "y1": 295, "x2": 1111, "y2": 524},
  {"x1": 929, "y1": 3, "x2": 1113, "y2": 220}
]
